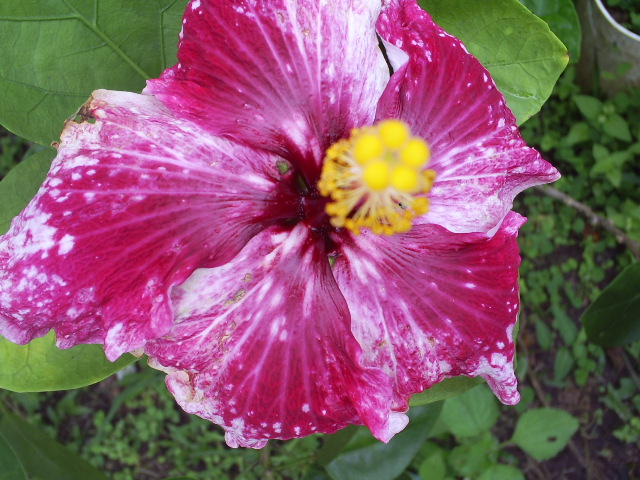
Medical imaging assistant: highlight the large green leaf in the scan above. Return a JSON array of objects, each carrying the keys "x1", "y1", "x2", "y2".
[
  {"x1": 410, "y1": 375, "x2": 484, "y2": 406},
  {"x1": 324, "y1": 403, "x2": 443, "y2": 480},
  {"x1": 316, "y1": 426, "x2": 359, "y2": 467},
  {"x1": 0, "y1": 0, "x2": 188, "y2": 146},
  {"x1": 440, "y1": 384, "x2": 499, "y2": 437},
  {"x1": 0, "y1": 148, "x2": 55, "y2": 235},
  {"x1": 0, "y1": 433, "x2": 27, "y2": 480},
  {"x1": 0, "y1": 408, "x2": 108, "y2": 480},
  {"x1": 421, "y1": 0, "x2": 569, "y2": 124},
  {"x1": 511, "y1": 408, "x2": 579, "y2": 461},
  {"x1": 0, "y1": 331, "x2": 137, "y2": 392},
  {"x1": 518, "y1": 0, "x2": 581, "y2": 63},
  {"x1": 581, "y1": 262, "x2": 640, "y2": 347}
]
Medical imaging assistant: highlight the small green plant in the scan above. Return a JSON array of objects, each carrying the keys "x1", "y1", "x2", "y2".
[
  {"x1": 410, "y1": 385, "x2": 578, "y2": 479},
  {"x1": 516, "y1": 66, "x2": 640, "y2": 478},
  {"x1": 601, "y1": 376, "x2": 640, "y2": 446},
  {"x1": 521, "y1": 67, "x2": 640, "y2": 247}
]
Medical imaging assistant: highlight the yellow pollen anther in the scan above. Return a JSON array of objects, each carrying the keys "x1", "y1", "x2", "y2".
[
  {"x1": 318, "y1": 120, "x2": 436, "y2": 236},
  {"x1": 353, "y1": 134, "x2": 384, "y2": 165},
  {"x1": 390, "y1": 165, "x2": 419, "y2": 192},
  {"x1": 363, "y1": 161, "x2": 391, "y2": 191},
  {"x1": 401, "y1": 138, "x2": 431, "y2": 168},
  {"x1": 379, "y1": 119, "x2": 410, "y2": 148}
]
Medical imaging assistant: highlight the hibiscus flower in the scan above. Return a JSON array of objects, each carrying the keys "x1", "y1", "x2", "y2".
[{"x1": 0, "y1": 0, "x2": 559, "y2": 448}]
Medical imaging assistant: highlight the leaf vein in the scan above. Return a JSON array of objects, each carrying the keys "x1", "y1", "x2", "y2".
[
  {"x1": 0, "y1": 75, "x2": 87, "y2": 97},
  {"x1": 61, "y1": 0, "x2": 151, "y2": 80}
]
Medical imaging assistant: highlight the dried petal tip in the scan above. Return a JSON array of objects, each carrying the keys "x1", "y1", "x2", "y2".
[{"x1": 318, "y1": 120, "x2": 436, "y2": 235}]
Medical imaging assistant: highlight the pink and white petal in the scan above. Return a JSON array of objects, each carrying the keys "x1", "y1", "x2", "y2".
[
  {"x1": 145, "y1": 224, "x2": 404, "y2": 448},
  {"x1": 376, "y1": 0, "x2": 559, "y2": 235},
  {"x1": 0, "y1": 89, "x2": 298, "y2": 360},
  {"x1": 332, "y1": 211, "x2": 526, "y2": 407},
  {"x1": 145, "y1": 0, "x2": 389, "y2": 179}
]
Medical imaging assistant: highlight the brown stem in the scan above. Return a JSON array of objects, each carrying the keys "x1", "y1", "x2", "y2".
[{"x1": 534, "y1": 185, "x2": 640, "y2": 259}]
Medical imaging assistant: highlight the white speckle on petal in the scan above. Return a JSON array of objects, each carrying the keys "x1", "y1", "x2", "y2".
[
  {"x1": 66, "y1": 156, "x2": 99, "y2": 169},
  {"x1": 57, "y1": 234, "x2": 75, "y2": 255},
  {"x1": 105, "y1": 323, "x2": 124, "y2": 346}
]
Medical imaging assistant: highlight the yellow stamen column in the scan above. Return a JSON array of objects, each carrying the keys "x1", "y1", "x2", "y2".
[{"x1": 318, "y1": 119, "x2": 436, "y2": 236}]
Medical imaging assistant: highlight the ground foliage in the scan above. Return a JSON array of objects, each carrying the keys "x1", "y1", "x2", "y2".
[{"x1": 514, "y1": 66, "x2": 640, "y2": 479}]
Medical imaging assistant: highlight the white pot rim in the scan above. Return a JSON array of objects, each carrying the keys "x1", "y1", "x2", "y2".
[{"x1": 594, "y1": 0, "x2": 640, "y2": 41}]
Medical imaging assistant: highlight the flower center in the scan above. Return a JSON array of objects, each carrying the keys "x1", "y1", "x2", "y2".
[{"x1": 318, "y1": 120, "x2": 436, "y2": 236}]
